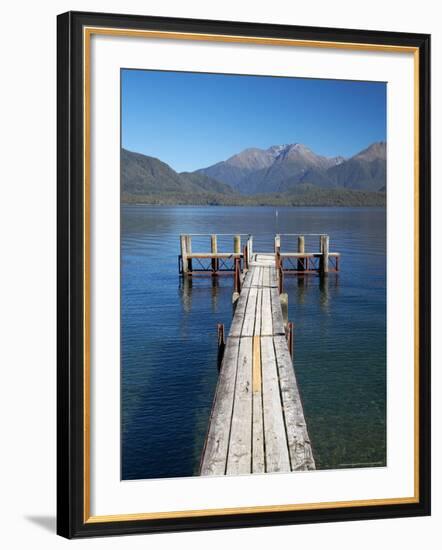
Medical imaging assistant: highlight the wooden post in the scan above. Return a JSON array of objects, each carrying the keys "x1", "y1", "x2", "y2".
[
  {"x1": 280, "y1": 293, "x2": 288, "y2": 327},
  {"x1": 243, "y1": 245, "x2": 248, "y2": 270},
  {"x1": 234, "y1": 257, "x2": 241, "y2": 293},
  {"x1": 233, "y1": 234, "x2": 241, "y2": 255},
  {"x1": 277, "y1": 252, "x2": 284, "y2": 294},
  {"x1": 275, "y1": 234, "x2": 281, "y2": 253},
  {"x1": 180, "y1": 235, "x2": 188, "y2": 274},
  {"x1": 186, "y1": 235, "x2": 193, "y2": 273},
  {"x1": 211, "y1": 234, "x2": 218, "y2": 274},
  {"x1": 217, "y1": 323, "x2": 225, "y2": 370},
  {"x1": 248, "y1": 235, "x2": 253, "y2": 259},
  {"x1": 286, "y1": 322, "x2": 294, "y2": 358},
  {"x1": 297, "y1": 235, "x2": 305, "y2": 271},
  {"x1": 320, "y1": 235, "x2": 329, "y2": 276}
]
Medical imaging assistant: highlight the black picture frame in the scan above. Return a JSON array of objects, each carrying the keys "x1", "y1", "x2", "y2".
[{"x1": 57, "y1": 10, "x2": 431, "y2": 539}]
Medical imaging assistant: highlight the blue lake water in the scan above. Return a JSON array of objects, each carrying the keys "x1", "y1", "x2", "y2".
[{"x1": 121, "y1": 206, "x2": 386, "y2": 480}]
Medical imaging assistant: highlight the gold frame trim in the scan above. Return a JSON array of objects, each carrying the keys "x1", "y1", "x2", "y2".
[{"x1": 83, "y1": 26, "x2": 420, "y2": 524}]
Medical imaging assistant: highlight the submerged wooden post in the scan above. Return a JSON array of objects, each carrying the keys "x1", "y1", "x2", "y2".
[
  {"x1": 320, "y1": 235, "x2": 329, "y2": 276},
  {"x1": 297, "y1": 235, "x2": 305, "y2": 271},
  {"x1": 180, "y1": 235, "x2": 188, "y2": 274},
  {"x1": 211, "y1": 234, "x2": 218, "y2": 274},
  {"x1": 186, "y1": 235, "x2": 193, "y2": 273},
  {"x1": 233, "y1": 234, "x2": 241, "y2": 255}
]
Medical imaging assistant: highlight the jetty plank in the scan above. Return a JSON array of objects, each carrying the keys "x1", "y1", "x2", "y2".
[
  {"x1": 262, "y1": 267, "x2": 270, "y2": 287},
  {"x1": 251, "y1": 266, "x2": 261, "y2": 286},
  {"x1": 242, "y1": 287, "x2": 258, "y2": 336},
  {"x1": 261, "y1": 336, "x2": 291, "y2": 472},
  {"x1": 254, "y1": 288, "x2": 263, "y2": 336},
  {"x1": 226, "y1": 337, "x2": 253, "y2": 475},
  {"x1": 270, "y1": 287, "x2": 286, "y2": 335},
  {"x1": 229, "y1": 287, "x2": 249, "y2": 337},
  {"x1": 274, "y1": 335, "x2": 316, "y2": 470},
  {"x1": 200, "y1": 337, "x2": 240, "y2": 475},
  {"x1": 252, "y1": 336, "x2": 265, "y2": 473},
  {"x1": 261, "y1": 288, "x2": 273, "y2": 336}
]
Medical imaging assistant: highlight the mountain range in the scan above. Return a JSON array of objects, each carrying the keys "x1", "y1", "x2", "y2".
[
  {"x1": 196, "y1": 142, "x2": 386, "y2": 194},
  {"x1": 121, "y1": 141, "x2": 386, "y2": 206}
]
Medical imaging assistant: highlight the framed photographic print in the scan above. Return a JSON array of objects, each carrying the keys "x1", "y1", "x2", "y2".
[{"x1": 57, "y1": 11, "x2": 431, "y2": 538}]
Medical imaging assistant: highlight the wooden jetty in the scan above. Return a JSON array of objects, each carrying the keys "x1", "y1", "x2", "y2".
[
  {"x1": 178, "y1": 233, "x2": 340, "y2": 476},
  {"x1": 199, "y1": 253, "x2": 316, "y2": 475}
]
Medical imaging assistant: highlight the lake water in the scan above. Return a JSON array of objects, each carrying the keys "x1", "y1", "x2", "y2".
[{"x1": 121, "y1": 206, "x2": 386, "y2": 480}]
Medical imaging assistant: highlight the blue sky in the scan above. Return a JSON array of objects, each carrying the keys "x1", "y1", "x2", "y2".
[{"x1": 121, "y1": 69, "x2": 386, "y2": 173}]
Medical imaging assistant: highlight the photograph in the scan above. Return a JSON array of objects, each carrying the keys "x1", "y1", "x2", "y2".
[{"x1": 120, "y1": 69, "x2": 387, "y2": 480}]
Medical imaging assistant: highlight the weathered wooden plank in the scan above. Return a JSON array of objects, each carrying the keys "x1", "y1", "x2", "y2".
[
  {"x1": 188, "y1": 253, "x2": 242, "y2": 258},
  {"x1": 242, "y1": 269, "x2": 253, "y2": 288},
  {"x1": 254, "y1": 288, "x2": 263, "y2": 336},
  {"x1": 262, "y1": 267, "x2": 270, "y2": 287},
  {"x1": 200, "y1": 337, "x2": 240, "y2": 475},
  {"x1": 270, "y1": 288, "x2": 286, "y2": 335},
  {"x1": 261, "y1": 336, "x2": 291, "y2": 472},
  {"x1": 252, "y1": 336, "x2": 265, "y2": 473},
  {"x1": 261, "y1": 287, "x2": 273, "y2": 336},
  {"x1": 252, "y1": 336, "x2": 262, "y2": 392},
  {"x1": 229, "y1": 286, "x2": 250, "y2": 337},
  {"x1": 273, "y1": 335, "x2": 316, "y2": 471},
  {"x1": 226, "y1": 337, "x2": 253, "y2": 475},
  {"x1": 251, "y1": 266, "x2": 261, "y2": 286},
  {"x1": 242, "y1": 287, "x2": 258, "y2": 336},
  {"x1": 269, "y1": 267, "x2": 277, "y2": 288}
]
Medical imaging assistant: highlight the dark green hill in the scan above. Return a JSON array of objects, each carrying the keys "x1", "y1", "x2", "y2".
[{"x1": 121, "y1": 149, "x2": 234, "y2": 197}]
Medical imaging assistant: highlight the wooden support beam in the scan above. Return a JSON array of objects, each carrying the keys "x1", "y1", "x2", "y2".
[
  {"x1": 186, "y1": 235, "x2": 193, "y2": 272},
  {"x1": 297, "y1": 235, "x2": 305, "y2": 271},
  {"x1": 320, "y1": 234, "x2": 329, "y2": 276},
  {"x1": 280, "y1": 293, "x2": 288, "y2": 327},
  {"x1": 247, "y1": 235, "x2": 253, "y2": 259},
  {"x1": 275, "y1": 234, "x2": 281, "y2": 253},
  {"x1": 211, "y1": 234, "x2": 218, "y2": 273},
  {"x1": 234, "y1": 257, "x2": 241, "y2": 293},
  {"x1": 180, "y1": 234, "x2": 188, "y2": 274}
]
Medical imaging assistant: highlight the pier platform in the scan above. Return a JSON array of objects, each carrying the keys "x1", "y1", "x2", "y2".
[{"x1": 200, "y1": 253, "x2": 316, "y2": 476}]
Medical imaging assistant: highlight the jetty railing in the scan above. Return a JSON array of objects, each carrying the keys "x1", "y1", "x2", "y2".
[
  {"x1": 179, "y1": 233, "x2": 339, "y2": 277},
  {"x1": 179, "y1": 233, "x2": 253, "y2": 276},
  {"x1": 274, "y1": 233, "x2": 340, "y2": 275}
]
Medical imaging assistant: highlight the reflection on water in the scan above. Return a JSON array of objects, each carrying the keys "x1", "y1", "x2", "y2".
[{"x1": 122, "y1": 206, "x2": 386, "y2": 480}]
